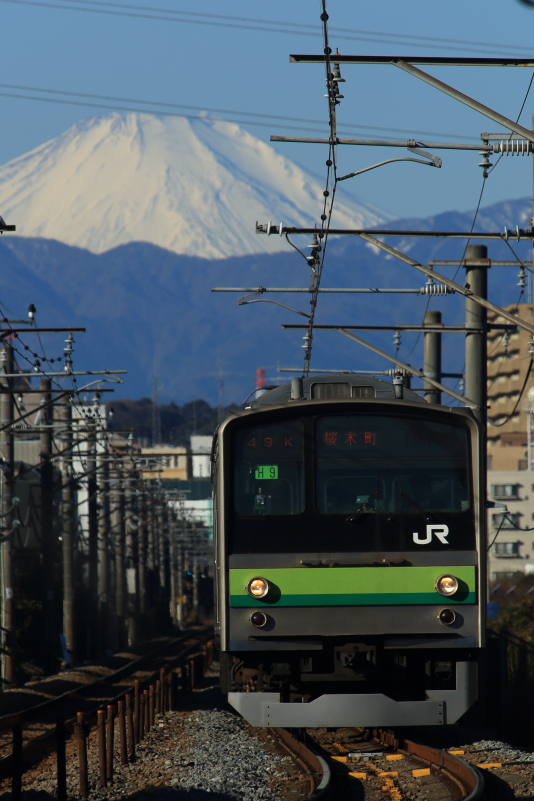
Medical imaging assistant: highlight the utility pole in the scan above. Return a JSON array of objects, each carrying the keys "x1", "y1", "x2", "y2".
[
  {"x1": 0, "y1": 344, "x2": 15, "y2": 685},
  {"x1": 423, "y1": 310, "x2": 442, "y2": 405},
  {"x1": 124, "y1": 463, "x2": 138, "y2": 645},
  {"x1": 40, "y1": 378, "x2": 56, "y2": 671},
  {"x1": 192, "y1": 553, "x2": 199, "y2": 622},
  {"x1": 465, "y1": 244, "x2": 490, "y2": 427},
  {"x1": 157, "y1": 494, "x2": 166, "y2": 594},
  {"x1": 176, "y1": 544, "x2": 184, "y2": 629},
  {"x1": 147, "y1": 485, "x2": 155, "y2": 622},
  {"x1": 59, "y1": 394, "x2": 75, "y2": 665},
  {"x1": 87, "y1": 419, "x2": 99, "y2": 658},
  {"x1": 97, "y1": 444, "x2": 109, "y2": 654},
  {"x1": 168, "y1": 517, "x2": 176, "y2": 626},
  {"x1": 111, "y1": 463, "x2": 125, "y2": 646},
  {"x1": 138, "y1": 487, "x2": 147, "y2": 617}
]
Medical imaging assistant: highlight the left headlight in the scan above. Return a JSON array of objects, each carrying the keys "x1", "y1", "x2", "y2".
[
  {"x1": 247, "y1": 577, "x2": 270, "y2": 598},
  {"x1": 435, "y1": 574, "x2": 459, "y2": 597}
]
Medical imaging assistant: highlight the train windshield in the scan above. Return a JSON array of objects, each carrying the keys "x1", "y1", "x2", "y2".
[
  {"x1": 234, "y1": 420, "x2": 305, "y2": 515},
  {"x1": 316, "y1": 415, "x2": 470, "y2": 515}
]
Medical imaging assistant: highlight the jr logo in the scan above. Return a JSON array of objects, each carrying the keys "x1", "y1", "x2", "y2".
[{"x1": 413, "y1": 524, "x2": 449, "y2": 545}]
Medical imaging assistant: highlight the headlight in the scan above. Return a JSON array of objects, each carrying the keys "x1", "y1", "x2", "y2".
[
  {"x1": 435, "y1": 574, "x2": 459, "y2": 597},
  {"x1": 247, "y1": 577, "x2": 269, "y2": 598}
]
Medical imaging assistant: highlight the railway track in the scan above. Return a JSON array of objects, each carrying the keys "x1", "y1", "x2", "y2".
[
  {"x1": 0, "y1": 627, "x2": 213, "y2": 782},
  {"x1": 294, "y1": 725, "x2": 484, "y2": 801}
]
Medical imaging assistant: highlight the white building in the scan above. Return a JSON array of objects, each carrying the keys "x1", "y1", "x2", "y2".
[
  {"x1": 487, "y1": 469, "x2": 534, "y2": 581},
  {"x1": 190, "y1": 435, "x2": 212, "y2": 478}
]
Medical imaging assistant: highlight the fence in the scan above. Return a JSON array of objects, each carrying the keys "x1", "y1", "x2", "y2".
[{"x1": 8, "y1": 641, "x2": 213, "y2": 800}]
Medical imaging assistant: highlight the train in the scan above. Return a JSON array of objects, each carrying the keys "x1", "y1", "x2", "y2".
[{"x1": 213, "y1": 374, "x2": 485, "y2": 727}]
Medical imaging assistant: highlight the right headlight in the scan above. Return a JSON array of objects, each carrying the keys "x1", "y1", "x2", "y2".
[{"x1": 435, "y1": 574, "x2": 459, "y2": 597}]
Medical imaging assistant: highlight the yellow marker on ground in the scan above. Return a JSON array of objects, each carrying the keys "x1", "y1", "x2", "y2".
[
  {"x1": 448, "y1": 750, "x2": 465, "y2": 755},
  {"x1": 412, "y1": 768, "x2": 431, "y2": 777},
  {"x1": 477, "y1": 763, "x2": 502, "y2": 769},
  {"x1": 379, "y1": 771, "x2": 399, "y2": 777},
  {"x1": 348, "y1": 772, "x2": 367, "y2": 779},
  {"x1": 332, "y1": 756, "x2": 347, "y2": 762},
  {"x1": 386, "y1": 754, "x2": 403, "y2": 761}
]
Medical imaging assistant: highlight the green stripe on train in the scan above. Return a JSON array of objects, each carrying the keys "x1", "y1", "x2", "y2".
[{"x1": 229, "y1": 566, "x2": 477, "y2": 607}]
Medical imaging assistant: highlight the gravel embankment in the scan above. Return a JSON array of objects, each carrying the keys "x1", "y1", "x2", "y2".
[{"x1": 1, "y1": 662, "x2": 306, "y2": 801}]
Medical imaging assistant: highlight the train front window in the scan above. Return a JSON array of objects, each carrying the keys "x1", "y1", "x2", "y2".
[
  {"x1": 234, "y1": 421, "x2": 305, "y2": 515},
  {"x1": 316, "y1": 415, "x2": 470, "y2": 515}
]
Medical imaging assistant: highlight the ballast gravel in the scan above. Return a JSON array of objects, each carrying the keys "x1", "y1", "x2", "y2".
[
  {"x1": 1, "y1": 662, "x2": 302, "y2": 801},
  {"x1": 167, "y1": 709, "x2": 291, "y2": 799}
]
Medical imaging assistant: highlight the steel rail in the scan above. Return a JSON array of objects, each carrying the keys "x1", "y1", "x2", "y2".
[
  {"x1": 0, "y1": 633, "x2": 192, "y2": 730},
  {"x1": 371, "y1": 728, "x2": 484, "y2": 800},
  {"x1": 274, "y1": 728, "x2": 331, "y2": 800},
  {"x1": 0, "y1": 629, "x2": 212, "y2": 778}
]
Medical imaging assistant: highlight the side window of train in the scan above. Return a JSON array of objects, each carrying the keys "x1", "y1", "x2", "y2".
[{"x1": 233, "y1": 420, "x2": 305, "y2": 515}]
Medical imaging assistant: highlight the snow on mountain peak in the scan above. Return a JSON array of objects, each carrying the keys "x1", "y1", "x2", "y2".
[{"x1": 0, "y1": 112, "x2": 393, "y2": 258}]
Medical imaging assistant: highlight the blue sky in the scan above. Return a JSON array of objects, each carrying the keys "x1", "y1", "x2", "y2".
[{"x1": 1, "y1": 0, "x2": 534, "y2": 221}]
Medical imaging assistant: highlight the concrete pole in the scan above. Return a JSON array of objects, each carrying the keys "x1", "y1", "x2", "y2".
[
  {"x1": 423, "y1": 310, "x2": 442, "y2": 405},
  {"x1": 124, "y1": 466, "x2": 138, "y2": 645},
  {"x1": 158, "y1": 496, "x2": 166, "y2": 592},
  {"x1": 87, "y1": 420, "x2": 99, "y2": 658},
  {"x1": 97, "y1": 446, "x2": 109, "y2": 653},
  {"x1": 59, "y1": 395, "x2": 75, "y2": 665},
  {"x1": 0, "y1": 345, "x2": 14, "y2": 685},
  {"x1": 176, "y1": 545, "x2": 184, "y2": 629},
  {"x1": 138, "y1": 488, "x2": 147, "y2": 615},
  {"x1": 465, "y1": 244, "x2": 490, "y2": 427},
  {"x1": 111, "y1": 464, "x2": 126, "y2": 644},
  {"x1": 192, "y1": 554, "x2": 199, "y2": 622},
  {"x1": 169, "y1": 526, "x2": 176, "y2": 626},
  {"x1": 39, "y1": 378, "x2": 56, "y2": 672},
  {"x1": 147, "y1": 487, "x2": 155, "y2": 575}
]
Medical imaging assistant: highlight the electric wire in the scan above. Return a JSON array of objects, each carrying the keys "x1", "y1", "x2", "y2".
[
  {"x1": 0, "y1": 84, "x2": 478, "y2": 142},
  {"x1": 3, "y1": 0, "x2": 534, "y2": 56},
  {"x1": 301, "y1": 0, "x2": 337, "y2": 376},
  {"x1": 452, "y1": 70, "x2": 534, "y2": 283}
]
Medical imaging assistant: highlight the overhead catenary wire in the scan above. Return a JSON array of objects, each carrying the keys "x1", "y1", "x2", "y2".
[
  {"x1": 3, "y1": 0, "x2": 534, "y2": 56},
  {"x1": 452, "y1": 70, "x2": 534, "y2": 282},
  {"x1": 0, "y1": 83, "x2": 478, "y2": 142},
  {"x1": 302, "y1": 1, "x2": 338, "y2": 376}
]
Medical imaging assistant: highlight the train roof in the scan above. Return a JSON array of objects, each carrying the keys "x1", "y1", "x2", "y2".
[{"x1": 250, "y1": 374, "x2": 426, "y2": 407}]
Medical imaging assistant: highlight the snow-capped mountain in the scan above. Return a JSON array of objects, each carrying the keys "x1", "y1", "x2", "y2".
[{"x1": 0, "y1": 113, "x2": 392, "y2": 259}]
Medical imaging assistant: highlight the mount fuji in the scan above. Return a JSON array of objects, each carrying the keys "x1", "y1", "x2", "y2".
[{"x1": 0, "y1": 113, "x2": 392, "y2": 259}]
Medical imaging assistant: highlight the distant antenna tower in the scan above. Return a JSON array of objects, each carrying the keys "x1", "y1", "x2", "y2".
[{"x1": 152, "y1": 371, "x2": 162, "y2": 446}]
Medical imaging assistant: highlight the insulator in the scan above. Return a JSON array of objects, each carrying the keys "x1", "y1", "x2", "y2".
[
  {"x1": 418, "y1": 283, "x2": 453, "y2": 295},
  {"x1": 493, "y1": 139, "x2": 533, "y2": 155},
  {"x1": 502, "y1": 332, "x2": 510, "y2": 352},
  {"x1": 332, "y1": 62, "x2": 345, "y2": 83},
  {"x1": 518, "y1": 265, "x2": 527, "y2": 292},
  {"x1": 393, "y1": 330, "x2": 401, "y2": 350},
  {"x1": 307, "y1": 231, "x2": 321, "y2": 250},
  {"x1": 478, "y1": 151, "x2": 493, "y2": 176}
]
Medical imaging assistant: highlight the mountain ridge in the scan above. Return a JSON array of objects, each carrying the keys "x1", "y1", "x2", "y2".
[
  {"x1": 0, "y1": 112, "x2": 391, "y2": 259},
  {"x1": 0, "y1": 193, "x2": 530, "y2": 405}
]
